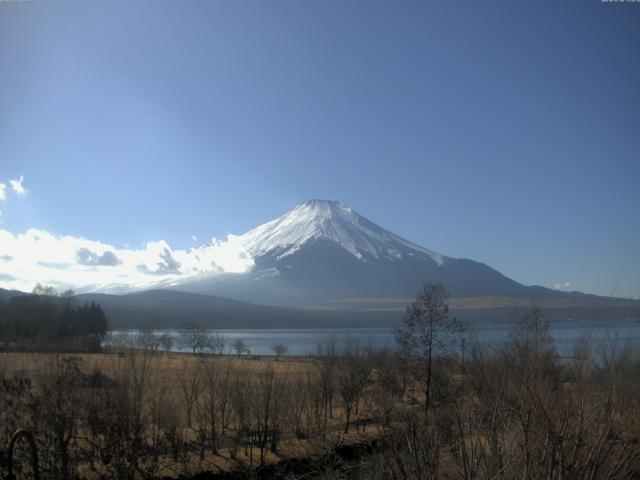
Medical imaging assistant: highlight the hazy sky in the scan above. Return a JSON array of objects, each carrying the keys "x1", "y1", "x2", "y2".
[{"x1": 1, "y1": 0, "x2": 639, "y2": 297}]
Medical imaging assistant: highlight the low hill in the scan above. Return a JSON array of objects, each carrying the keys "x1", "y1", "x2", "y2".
[{"x1": 2, "y1": 288, "x2": 638, "y2": 329}]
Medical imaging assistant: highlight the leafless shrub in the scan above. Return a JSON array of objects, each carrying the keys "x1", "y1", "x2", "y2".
[
  {"x1": 336, "y1": 339, "x2": 373, "y2": 433},
  {"x1": 316, "y1": 337, "x2": 338, "y2": 436}
]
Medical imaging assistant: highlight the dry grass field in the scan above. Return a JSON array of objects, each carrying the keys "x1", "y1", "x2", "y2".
[
  {"x1": 0, "y1": 348, "x2": 397, "y2": 479},
  {"x1": 1, "y1": 310, "x2": 639, "y2": 479}
]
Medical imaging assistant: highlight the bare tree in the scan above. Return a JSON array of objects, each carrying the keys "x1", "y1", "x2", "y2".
[
  {"x1": 271, "y1": 343, "x2": 288, "y2": 360},
  {"x1": 229, "y1": 367, "x2": 253, "y2": 461},
  {"x1": 179, "y1": 322, "x2": 210, "y2": 355},
  {"x1": 136, "y1": 326, "x2": 160, "y2": 353},
  {"x1": 395, "y1": 283, "x2": 463, "y2": 414},
  {"x1": 232, "y1": 338, "x2": 249, "y2": 357},
  {"x1": 316, "y1": 337, "x2": 337, "y2": 435},
  {"x1": 159, "y1": 333, "x2": 173, "y2": 356},
  {"x1": 253, "y1": 366, "x2": 289, "y2": 464},
  {"x1": 206, "y1": 332, "x2": 226, "y2": 355},
  {"x1": 288, "y1": 365, "x2": 313, "y2": 438},
  {"x1": 35, "y1": 355, "x2": 84, "y2": 479},
  {"x1": 195, "y1": 355, "x2": 234, "y2": 455},
  {"x1": 32, "y1": 283, "x2": 57, "y2": 296},
  {"x1": 216, "y1": 357, "x2": 235, "y2": 436},
  {"x1": 336, "y1": 339, "x2": 373, "y2": 433},
  {"x1": 177, "y1": 359, "x2": 204, "y2": 428}
]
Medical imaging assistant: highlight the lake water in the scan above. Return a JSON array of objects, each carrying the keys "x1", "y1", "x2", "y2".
[{"x1": 107, "y1": 318, "x2": 640, "y2": 356}]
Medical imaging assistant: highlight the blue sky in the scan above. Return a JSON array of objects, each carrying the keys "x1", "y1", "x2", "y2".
[{"x1": 1, "y1": 0, "x2": 639, "y2": 297}]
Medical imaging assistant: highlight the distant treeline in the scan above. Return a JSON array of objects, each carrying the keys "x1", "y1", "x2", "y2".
[{"x1": 0, "y1": 284, "x2": 108, "y2": 351}]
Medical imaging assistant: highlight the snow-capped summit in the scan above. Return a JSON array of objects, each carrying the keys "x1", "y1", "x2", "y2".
[
  {"x1": 238, "y1": 199, "x2": 446, "y2": 265},
  {"x1": 176, "y1": 199, "x2": 575, "y2": 306}
]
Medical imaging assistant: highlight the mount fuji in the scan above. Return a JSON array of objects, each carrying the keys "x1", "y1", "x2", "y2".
[
  {"x1": 4, "y1": 199, "x2": 634, "y2": 328},
  {"x1": 176, "y1": 200, "x2": 577, "y2": 308}
]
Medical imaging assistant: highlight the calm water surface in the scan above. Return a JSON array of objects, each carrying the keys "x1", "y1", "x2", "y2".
[{"x1": 108, "y1": 319, "x2": 640, "y2": 356}]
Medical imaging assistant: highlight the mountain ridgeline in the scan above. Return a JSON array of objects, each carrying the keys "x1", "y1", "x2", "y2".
[
  {"x1": 1, "y1": 200, "x2": 637, "y2": 330},
  {"x1": 178, "y1": 200, "x2": 600, "y2": 308}
]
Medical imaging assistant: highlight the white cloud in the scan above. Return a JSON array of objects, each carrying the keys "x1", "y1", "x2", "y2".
[
  {"x1": 0, "y1": 228, "x2": 255, "y2": 293},
  {"x1": 192, "y1": 235, "x2": 197, "y2": 241},
  {"x1": 9, "y1": 175, "x2": 26, "y2": 195},
  {"x1": 76, "y1": 248, "x2": 121, "y2": 266},
  {"x1": 564, "y1": 282, "x2": 571, "y2": 288},
  {"x1": 0, "y1": 178, "x2": 26, "y2": 220}
]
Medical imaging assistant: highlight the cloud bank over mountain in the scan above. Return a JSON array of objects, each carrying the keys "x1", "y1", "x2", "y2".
[
  {"x1": 0, "y1": 228, "x2": 254, "y2": 293},
  {"x1": 0, "y1": 174, "x2": 246, "y2": 292}
]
